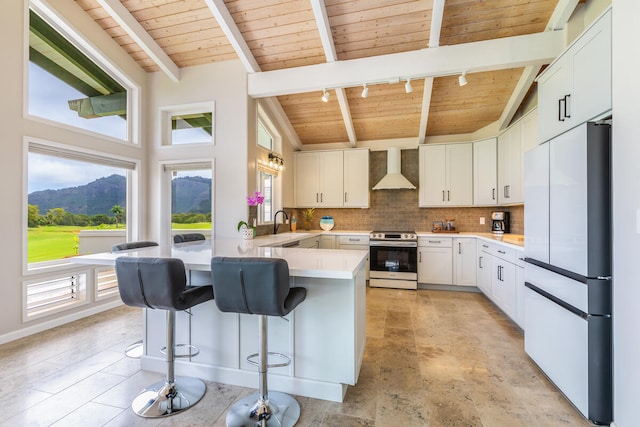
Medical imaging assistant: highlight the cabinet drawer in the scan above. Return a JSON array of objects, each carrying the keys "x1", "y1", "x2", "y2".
[
  {"x1": 491, "y1": 245, "x2": 516, "y2": 264},
  {"x1": 418, "y1": 237, "x2": 452, "y2": 247},
  {"x1": 338, "y1": 235, "x2": 370, "y2": 245},
  {"x1": 477, "y1": 240, "x2": 492, "y2": 254}
]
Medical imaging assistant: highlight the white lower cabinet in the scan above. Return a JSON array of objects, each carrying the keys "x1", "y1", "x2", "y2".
[
  {"x1": 476, "y1": 239, "x2": 524, "y2": 326},
  {"x1": 491, "y1": 257, "x2": 516, "y2": 320},
  {"x1": 454, "y1": 238, "x2": 476, "y2": 286},
  {"x1": 418, "y1": 237, "x2": 453, "y2": 285},
  {"x1": 476, "y1": 242, "x2": 492, "y2": 295},
  {"x1": 319, "y1": 235, "x2": 336, "y2": 249}
]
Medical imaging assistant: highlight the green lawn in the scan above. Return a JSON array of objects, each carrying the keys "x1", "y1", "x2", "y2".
[{"x1": 28, "y1": 223, "x2": 210, "y2": 263}]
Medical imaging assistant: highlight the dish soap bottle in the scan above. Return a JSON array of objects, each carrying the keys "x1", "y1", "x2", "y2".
[{"x1": 290, "y1": 216, "x2": 297, "y2": 232}]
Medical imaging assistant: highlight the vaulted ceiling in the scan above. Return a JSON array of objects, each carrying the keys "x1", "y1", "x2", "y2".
[{"x1": 75, "y1": 0, "x2": 582, "y2": 148}]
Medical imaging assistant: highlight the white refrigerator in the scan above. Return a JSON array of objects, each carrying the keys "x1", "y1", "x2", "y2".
[{"x1": 523, "y1": 122, "x2": 612, "y2": 425}]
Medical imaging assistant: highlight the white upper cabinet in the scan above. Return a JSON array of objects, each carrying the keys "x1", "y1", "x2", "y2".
[
  {"x1": 537, "y1": 8, "x2": 611, "y2": 143},
  {"x1": 419, "y1": 143, "x2": 473, "y2": 207},
  {"x1": 343, "y1": 149, "x2": 370, "y2": 208},
  {"x1": 294, "y1": 149, "x2": 369, "y2": 208},
  {"x1": 473, "y1": 138, "x2": 497, "y2": 205},
  {"x1": 497, "y1": 109, "x2": 538, "y2": 205}
]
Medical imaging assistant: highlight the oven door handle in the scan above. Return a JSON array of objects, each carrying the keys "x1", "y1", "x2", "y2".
[{"x1": 369, "y1": 241, "x2": 417, "y2": 248}]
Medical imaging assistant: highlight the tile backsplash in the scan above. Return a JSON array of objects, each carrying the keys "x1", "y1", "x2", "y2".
[{"x1": 285, "y1": 149, "x2": 524, "y2": 235}]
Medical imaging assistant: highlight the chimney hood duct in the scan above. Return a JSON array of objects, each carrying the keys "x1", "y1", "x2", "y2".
[{"x1": 372, "y1": 147, "x2": 416, "y2": 190}]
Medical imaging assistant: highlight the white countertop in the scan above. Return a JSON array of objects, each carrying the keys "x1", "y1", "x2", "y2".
[{"x1": 72, "y1": 237, "x2": 368, "y2": 280}]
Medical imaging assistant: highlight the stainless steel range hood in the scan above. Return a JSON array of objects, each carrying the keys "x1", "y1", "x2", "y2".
[{"x1": 372, "y1": 147, "x2": 416, "y2": 190}]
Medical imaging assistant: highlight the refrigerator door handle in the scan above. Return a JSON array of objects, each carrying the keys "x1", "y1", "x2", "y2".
[{"x1": 525, "y1": 281, "x2": 588, "y2": 320}]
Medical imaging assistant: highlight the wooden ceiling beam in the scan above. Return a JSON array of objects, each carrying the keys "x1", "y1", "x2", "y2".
[
  {"x1": 203, "y1": 0, "x2": 261, "y2": 73},
  {"x1": 248, "y1": 31, "x2": 564, "y2": 98},
  {"x1": 547, "y1": 0, "x2": 580, "y2": 31},
  {"x1": 417, "y1": 77, "x2": 434, "y2": 144},
  {"x1": 428, "y1": 0, "x2": 446, "y2": 48},
  {"x1": 96, "y1": 0, "x2": 180, "y2": 82},
  {"x1": 311, "y1": 0, "x2": 356, "y2": 146}
]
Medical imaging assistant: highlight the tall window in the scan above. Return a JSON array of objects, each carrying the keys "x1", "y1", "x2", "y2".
[
  {"x1": 28, "y1": 8, "x2": 129, "y2": 140},
  {"x1": 257, "y1": 120, "x2": 273, "y2": 150},
  {"x1": 168, "y1": 167, "x2": 212, "y2": 233},
  {"x1": 258, "y1": 171, "x2": 274, "y2": 224}
]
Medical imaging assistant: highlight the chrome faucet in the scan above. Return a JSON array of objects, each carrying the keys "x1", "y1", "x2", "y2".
[{"x1": 273, "y1": 210, "x2": 289, "y2": 234}]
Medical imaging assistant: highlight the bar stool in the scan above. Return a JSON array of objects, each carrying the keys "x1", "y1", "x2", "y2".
[
  {"x1": 112, "y1": 241, "x2": 159, "y2": 358},
  {"x1": 211, "y1": 257, "x2": 306, "y2": 427},
  {"x1": 115, "y1": 257, "x2": 214, "y2": 418},
  {"x1": 173, "y1": 233, "x2": 205, "y2": 244}
]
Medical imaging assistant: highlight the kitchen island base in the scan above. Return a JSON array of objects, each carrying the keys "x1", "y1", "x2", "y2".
[{"x1": 140, "y1": 267, "x2": 366, "y2": 403}]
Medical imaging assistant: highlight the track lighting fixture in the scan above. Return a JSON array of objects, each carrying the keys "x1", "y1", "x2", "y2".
[
  {"x1": 361, "y1": 83, "x2": 368, "y2": 98},
  {"x1": 321, "y1": 89, "x2": 330, "y2": 102},
  {"x1": 458, "y1": 72, "x2": 468, "y2": 87},
  {"x1": 405, "y1": 79, "x2": 413, "y2": 93}
]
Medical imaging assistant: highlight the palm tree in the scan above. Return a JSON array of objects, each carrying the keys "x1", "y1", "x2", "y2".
[{"x1": 110, "y1": 205, "x2": 124, "y2": 228}]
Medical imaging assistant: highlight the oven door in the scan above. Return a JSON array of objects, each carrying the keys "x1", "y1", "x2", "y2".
[{"x1": 369, "y1": 241, "x2": 417, "y2": 280}]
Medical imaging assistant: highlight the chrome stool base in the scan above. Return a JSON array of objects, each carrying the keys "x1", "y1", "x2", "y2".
[
  {"x1": 226, "y1": 391, "x2": 300, "y2": 427},
  {"x1": 131, "y1": 377, "x2": 206, "y2": 418},
  {"x1": 124, "y1": 340, "x2": 143, "y2": 358}
]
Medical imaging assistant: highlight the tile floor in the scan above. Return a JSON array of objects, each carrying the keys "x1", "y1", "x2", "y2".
[{"x1": 0, "y1": 287, "x2": 590, "y2": 426}]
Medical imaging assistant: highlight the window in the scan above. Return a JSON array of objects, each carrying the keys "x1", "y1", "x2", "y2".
[
  {"x1": 257, "y1": 120, "x2": 273, "y2": 150},
  {"x1": 28, "y1": 8, "x2": 131, "y2": 140},
  {"x1": 258, "y1": 171, "x2": 274, "y2": 224},
  {"x1": 161, "y1": 103, "x2": 214, "y2": 146},
  {"x1": 166, "y1": 165, "x2": 212, "y2": 234},
  {"x1": 27, "y1": 142, "x2": 134, "y2": 268}
]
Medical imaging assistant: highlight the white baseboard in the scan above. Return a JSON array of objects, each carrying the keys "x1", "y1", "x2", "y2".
[{"x1": 0, "y1": 300, "x2": 123, "y2": 345}]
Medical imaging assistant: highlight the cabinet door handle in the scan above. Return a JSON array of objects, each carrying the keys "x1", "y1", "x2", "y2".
[
  {"x1": 558, "y1": 97, "x2": 565, "y2": 122},
  {"x1": 428, "y1": 240, "x2": 441, "y2": 244},
  {"x1": 344, "y1": 192, "x2": 347, "y2": 203},
  {"x1": 492, "y1": 188, "x2": 495, "y2": 200},
  {"x1": 564, "y1": 94, "x2": 571, "y2": 118},
  {"x1": 447, "y1": 190, "x2": 450, "y2": 201},
  {"x1": 479, "y1": 256, "x2": 483, "y2": 269},
  {"x1": 504, "y1": 186, "x2": 507, "y2": 198},
  {"x1": 321, "y1": 193, "x2": 323, "y2": 203},
  {"x1": 442, "y1": 190, "x2": 445, "y2": 202},
  {"x1": 498, "y1": 250, "x2": 506, "y2": 254},
  {"x1": 316, "y1": 193, "x2": 319, "y2": 203},
  {"x1": 419, "y1": 251, "x2": 422, "y2": 263},
  {"x1": 458, "y1": 242, "x2": 461, "y2": 255}
]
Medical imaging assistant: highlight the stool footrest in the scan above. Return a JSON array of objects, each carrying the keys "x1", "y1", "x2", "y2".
[
  {"x1": 246, "y1": 352, "x2": 291, "y2": 368},
  {"x1": 160, "y1": 344, "x2": 200, "y2": 358}
]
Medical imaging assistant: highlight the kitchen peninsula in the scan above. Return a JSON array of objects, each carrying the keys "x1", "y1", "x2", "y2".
[{"x1": 72, "y1": 234, "x2": 368, "y2": 402}]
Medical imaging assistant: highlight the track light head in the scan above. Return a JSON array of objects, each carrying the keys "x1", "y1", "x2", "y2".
[
  {"x1": 405, "y1": 79, "x2": 413, "y2": 93},
  {"x1": 361, "y1": 84, "x2": 368, "y2": 98},
  {"x1": 321, "y1": 89, "x2": 330, "y2": 102},
  {"x1": 458, "y1": 72, "x2": 468, "y2": 87}
]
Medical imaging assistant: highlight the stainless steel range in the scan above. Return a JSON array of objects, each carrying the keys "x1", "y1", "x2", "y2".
[{"x1": 369, "y1": 231, "x2": 418, "y2": 290}]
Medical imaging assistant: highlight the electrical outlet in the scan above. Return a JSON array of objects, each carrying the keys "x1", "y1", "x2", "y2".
[{"x1": 480, "y1": 217, "x2": 485, "y2": 225}]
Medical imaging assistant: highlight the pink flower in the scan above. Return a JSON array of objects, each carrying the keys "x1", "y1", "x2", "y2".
[{"x1": 247, "y1": 191, "x2": 264, "y2": 206}]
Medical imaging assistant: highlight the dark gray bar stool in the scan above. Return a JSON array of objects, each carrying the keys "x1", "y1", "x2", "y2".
[
  {"x1": 115, "y1": 257, "x2": 214, "y2": 418},
  {"x1": 173, "y1": 233, "x2": 205, "y2": 244},
  {"x1": 211, "y1": 257, "x2": 306, "y2": 427},
  {"x1": 112, "y1": 241, "x2": 159, "y2": 358}
]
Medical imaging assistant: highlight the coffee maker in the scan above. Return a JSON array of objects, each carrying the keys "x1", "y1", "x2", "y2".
[{"x1": 491, "y1": 211, "x2": 510, "y2": 234}]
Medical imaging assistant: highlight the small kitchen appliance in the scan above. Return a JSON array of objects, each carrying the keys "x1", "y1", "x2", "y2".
[{"x1": 491, "y1": 211, "x2": 510, "y2": 234}]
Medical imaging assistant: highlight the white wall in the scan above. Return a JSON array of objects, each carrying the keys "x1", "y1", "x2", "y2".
[
  {"x1": 147, "y1": 60, "x2": 250, "y2": 241},
  {"x1": 612, "y1": 1, "x2": 640, "y2": 425},
  {"x1": 0, "y1": 0, "x2": 147, "y2": 339}
]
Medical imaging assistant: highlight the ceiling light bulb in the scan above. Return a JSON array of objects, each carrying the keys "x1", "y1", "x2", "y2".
[
  {"x1": 361, "y1": 84, "x2": 368, "y2": 98},
  {"x1": 405, "y1": 79, "x2": 413, "y2": 93},
  {"x1": 458, "y1": 72, "x2": 468, "y2": 87},
  {"x1": 321, "y1": 89, "x2": 330, "y2": 102}
]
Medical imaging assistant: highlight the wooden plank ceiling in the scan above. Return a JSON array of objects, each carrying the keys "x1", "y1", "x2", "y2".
[{"x1": 75, "y1": 0, "x2": 562, "y2": 146}]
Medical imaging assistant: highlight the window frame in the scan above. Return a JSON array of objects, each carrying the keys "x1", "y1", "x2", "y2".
[
  {"x1": 26, "y1": 0, "x2": 140, "y2": 145},
  {"x1": 23, "y1": 137, "x2": 138, "y2": 275},
  {"x1": 160, "y1": 102, "x2": 215, "y2": 147}
]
